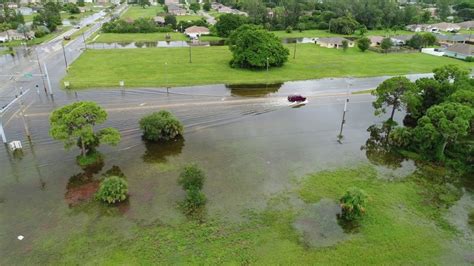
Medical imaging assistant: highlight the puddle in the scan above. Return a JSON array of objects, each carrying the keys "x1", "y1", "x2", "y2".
[
  {"x1": 226, "y1": 83, "x2": 283, "y2": 97},
  {"x1": 87, "y1": 40, "x2": 225, "y2": 49},
  {"x1": 293, "y1": 198, "x2": 348, "y2": 248}
]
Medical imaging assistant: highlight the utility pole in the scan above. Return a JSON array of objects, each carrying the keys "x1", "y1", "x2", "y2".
[
  {"x1": 293, "y1": 41, "x2": 296, "y2": 59},
  {"x1": 0, "y1": 114, "x2": 6, "y2": 143},
  {"x1": 34, "y1": 48, "x2": 48, "y2": 94},
  {"x1": 337, "y1": 97, "x2": 349, "y2": 143},
  {"x1": 17, "y1": 87, "x2": 31, "y2": 139},
  {"x1": 43, "y1": 62, "x2": 53, "y2": 96},
  {"x1": 165, "y1": 62, "x2": 169, "y2": 93},
  {"x1": 189, "y1": 44, "x2": 192, "y2": 63},
  {"x1": 266, "y1": 57, "x2": 269, "y2": 84},
  {"x1": 61, "y1": 42, "x2": 68, "y2": 71},
  {"x1": 82, "y1": 31, "x2": 87, "y2": 49}
]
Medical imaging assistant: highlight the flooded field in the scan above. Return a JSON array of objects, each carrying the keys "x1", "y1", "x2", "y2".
[{"x1": 0, "y1": 83, "x2": 472, "y2": 263}]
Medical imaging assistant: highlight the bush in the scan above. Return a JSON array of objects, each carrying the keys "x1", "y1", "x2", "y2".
[
  {"x1": 178, "y1": 164, "x2": 205, "y2": 190},
  {"x1": 285, "y1": 26, "x2": 293, "y2": 33},
  {"x1": 339, "y1": 187, "x2": 368, "y2": 221},
  {"x1": 34, "y1": 25, "x2": 50, "y2": 38},
  {"x1": 357, "y1": 37, "x2": 370, "y2": 52},
  {"x1": 96, "y1": 176, "x2": 128, "y2": 204},
  {"x1": 465, "y1": 56, "x2": 474, "y2": 62},
  {"x1": 76, "y1": 151, "x2": 103, "y2": 168},
  {"x1": 139, "y1": 110, "x2": 183, "y2": 141},
  {"x1": 182, "y1": 188, "x2": 207, "y2": 211}
]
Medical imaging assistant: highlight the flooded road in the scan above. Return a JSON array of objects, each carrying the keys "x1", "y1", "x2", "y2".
[
  {"x1": 0, "y1": 80, "x2": 471, "y2": 263},
  {"x1": 0, "y1": 83, "x2": 383, "y2": 258}
]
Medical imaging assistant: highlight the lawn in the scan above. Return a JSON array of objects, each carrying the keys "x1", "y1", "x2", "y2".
[
  {"x1": 93, "y1": 32, "x2": 188, "y2": 42},
  {"x1": 272, "y1": 29, "x2": 413, "y2": 39},
  {"x1": 64, "y1": 44, "x2": 470, "y2": 89},
  {"x1": 121, "y1": 5, "x2": 165, "y2": 20},
  {"x1": 176, "y1": 14, "x2": 204, "y2": 22},
  {"x1": 14, "y1": 166, "x2": 460, "y2": 264},
  {"x1": 1, "y1": 26, "x2": 72, "y2": 47}
]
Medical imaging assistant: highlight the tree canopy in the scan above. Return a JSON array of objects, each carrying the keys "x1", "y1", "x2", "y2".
[
  {"x1": 49, "y1": 101, "x2": 121, "y2": 157},
  {"x1": 215, "y1": 13, "x2": 248, "y2": 37},
  {"x1": 228, "y1": 25, "x2": 289, "y2": 69}
]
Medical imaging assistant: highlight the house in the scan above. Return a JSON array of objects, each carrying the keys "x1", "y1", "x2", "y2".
[
  {"x1": 317, "y1": 37, "x2": 355, "y2": 48},
  {"x1": 167, "y1": 3, "x2": 186, "y2": 16},
  {"x1": 406, "y1": 24, "x2": 429, "y2": 32},
  {"x1": 369, "y1": 36, "x2": 384, "y2": 47},
  {"x1": 18, "y1": 7, "x2": 33, "y2": 16},
  {"x1": 0, "y1": 30, "x2": 35, "y2": 42},
  {"x1": 429, "y1": 22, "x2": 461, "y2": 32},
  {"x1": 153, "y1": 16, "x2": 165, "y2": 25},
  {"x1": 458, "y1": 20, "x2": 474, "y2": 30},
  {"x1": 444, "y1": 43, "x2": 473, "y2": 60},
  {"x1": 390, "y1": 35, "x2": 413, "y2": 46},
  {"x1": 435, "y1": 33, "x2": 472, "y2": 45},
  {"x1": 184, "y1": 26, "x2": 209, "y2": 39}
]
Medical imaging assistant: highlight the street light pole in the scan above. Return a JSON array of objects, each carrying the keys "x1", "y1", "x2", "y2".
[
  {"x1": 293, "y1": 41, "x2": 296, "y2": 59},
  {"x1": 0, "y1": 114, "x2": 6, "y2": 143},
  {"x1": 61, "y1": 42, "x2": 68, "y2": 71},
  {"x1": 43, "y1": 62, "x2": 53, "y2": 96},
  {"x1": 34, "y1": 48, "x2": 48, "y2": 93},
  {"x1": 189, "y1": 44, "x2": 192, "y2": 63},
  {"x1": 165, "y1": 62, "x2": 169, "y2": 93}
]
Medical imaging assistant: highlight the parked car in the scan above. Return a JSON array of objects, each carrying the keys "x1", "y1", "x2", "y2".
[{"x1": 63, "y1": 35, "x2": 71, "y2": 40}]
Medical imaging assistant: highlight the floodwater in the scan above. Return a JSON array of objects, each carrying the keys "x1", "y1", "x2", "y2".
[
  {"x1": 84, "y1": 37, "x2": 318, "y2": 50},
  {"x1": 0, "y1": 82, "x2": 471, "y2": 262}
]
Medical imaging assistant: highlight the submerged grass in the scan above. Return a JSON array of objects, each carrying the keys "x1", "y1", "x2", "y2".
[
  {"x1": 64, "y1": 44, "x2": 470, "y2": 89},
  {"x1": 14, "y1": 165, "x2": 459, "y2": 264}
]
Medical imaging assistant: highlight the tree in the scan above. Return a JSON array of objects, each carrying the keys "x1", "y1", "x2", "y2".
[
  {"x1": 228, "y1": 25, "x2": 289, "y2": 69},
  {"x1": 215, "y1": 13, "x2": 248, "y2": 37},
  {"x1": 138, "y1": 0, "x2": 151, "y2": 8},
  {"x1": 189, "y1": 2, "x2": 200, "y2": 13},
  {"x1": 49, "y1": 101, "x2": 121, "y2": 159},
  {"x1": 164, "y1": 14, "x2": 177, "y2": 28},
  {"x1": 422, "y1": 33, "x2": 436, "y2": 47},
  {"x1": 329, "y1": 16, "x2": 359, "y2": 34},
  {"x1": 414, "y1": 102, "x2": 473, "y2": 160},
  {"x1": 433, "y1": 64, "x2": 469, "y2": 84},
  {"x1": 203, "y1": 1, "x2": 211, "y2": 12},
  {"x1": 139, "y1": 110, "x2": 183, "y2": 141},
  {"x1": 357, "y1": 37, "x2": 370, "y2": 52},
  {"x1": 16, "y1": 24, "x2": 30, "y2": 39},
  {"x1": 339, "y1": 187, "x2": 368, "y2": 221},
  {"x1": 380, "y1": 37, "x2": 392, "y2": 53},
  {"x1": 297, "y1": 22, "x2": 305, "y2": 32},
  {"x1": 407, "y1": 34, "x2": 424, "y2": 50},
  {"x1": 436, "y1": 0, "x2": 450, "y2": 21},
  {"x1": 341, "y1": 39, "x2": 349, "y2": 51},
  {"x1": 372, "y1": 77, "x2": 415, "y2": 124},
  {"x1": 33, "y1": 2, "x2": 62, "y2": 31}
]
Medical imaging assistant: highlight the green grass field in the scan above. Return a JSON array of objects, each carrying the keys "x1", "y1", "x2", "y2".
[
  {"x1": 121, "y1": 5, "x2": 165, "y2": 20},
  {"x1": 64, "y1": 44, "x2": 470, "y2": 89},
  {"x1": 93, "y1": 32, "x2": 188, "y2": 42},
  {"x1": 176, "y1": 14, "x2": 204, "y2": 22},
  {"x1": 17, "y1": 166, "x2": 461, "y2": 264},
  {"x1": 272, "y1": 29, "x2": 413, "y2": 39}
]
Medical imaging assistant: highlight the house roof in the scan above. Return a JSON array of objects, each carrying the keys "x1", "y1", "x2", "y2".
[
  {"x1": 430, "y1": 22, "x2": 460, "y2": 30},
  {"x1": 154, "y1": 16, "x2": 165, "y2": 23},
  {"x1": 185, "y1": 26, "x2": 209, "y2": 34},
  {"x1": 435, "y1": 33, "x2": 470, "y2": 42},
  {"x1": 369, "y1": 36, "x2": 384, "y2": 43},
  {"x1": 318, "y1": 37, "x2": 351, "y2": 45},
  {"x1": 457, "y1": 20, "x2": 474, "y2": 29},
  {"x1": 446, "y1": 43, "x2": 473, "y2": 56},
  {"x1": 391, "y1": 35, "x2": 413, "y2": 41}
]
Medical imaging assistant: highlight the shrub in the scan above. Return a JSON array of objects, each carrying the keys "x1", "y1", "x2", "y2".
[
  {"x1": 465, "y1": 56, "x2": 474, "y2": 62},
  {"x1": 96, "y1": 176, "x2": 128, "y2": 204},
  {"x1": 34, "y1": 25, "x2": 50, "y2": 38},
  {"x1": 178, "y1": 164, "x2": 206, "y2": 190},
  {"x1": 139, "y1": 110, "x2": 183, "y2": 141},
  {"x1": 182, "y1": 188, "x2": 207, "y2": 211},
  {"x1": 357, "y1": 36, "x2": 370, "y2": 52},
  {"x1": 285, "y1": 26, "x2": 293, "y2": 33},
  {"x1": 339, "y1": 187, "x2": 368, "y2": 221},
  {"x1": 76, "y1": 150, "x2": 103, "y2": 168}
]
